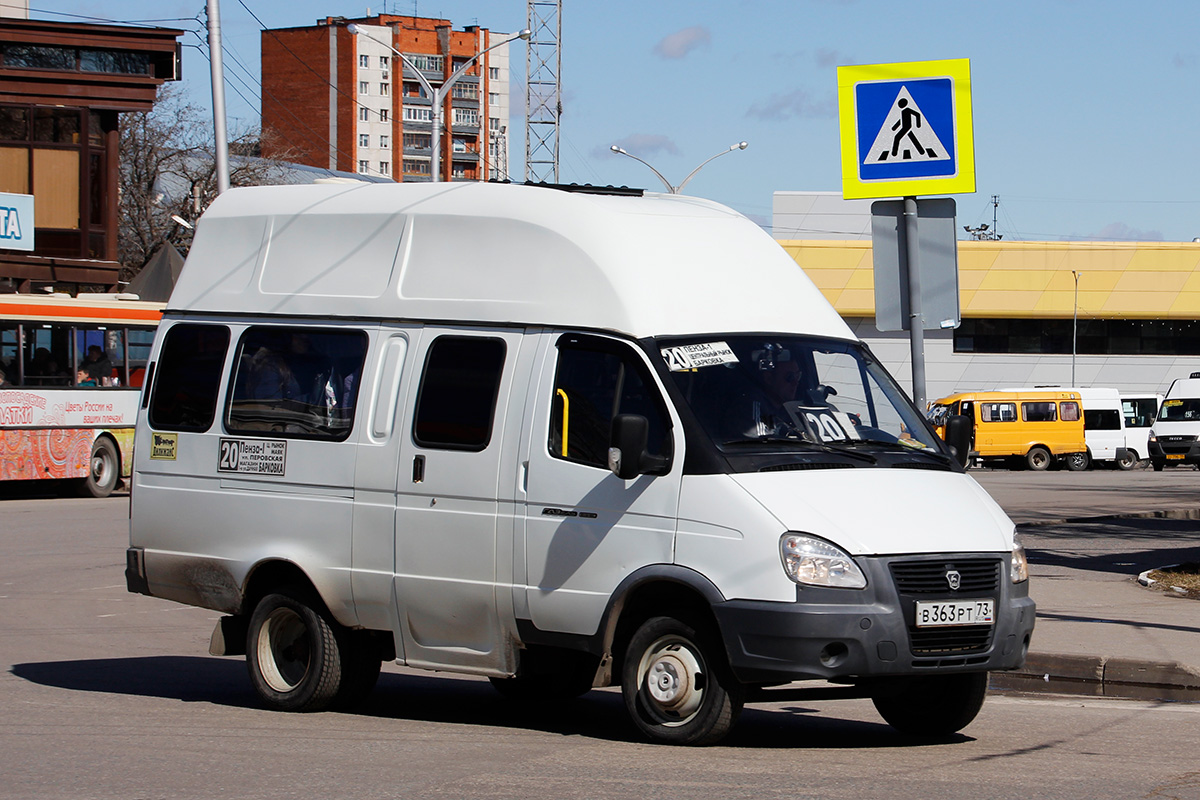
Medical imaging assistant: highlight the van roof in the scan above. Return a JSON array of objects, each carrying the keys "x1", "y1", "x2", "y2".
[
  {"x1": 168, "y1": 182, "x2": 853, "y2": 341},
  {"x1": 933, "y1": 390, "x2": 1082, "y2": 404}
]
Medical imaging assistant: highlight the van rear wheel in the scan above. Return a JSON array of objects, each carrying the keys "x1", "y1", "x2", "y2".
[
  {"x1": 621, "y1": 615, "x2": 743, "y2": 746},
  {"x1": 1065, "y1": 451, "x2": 1089, "y2": 471},
  {"x1": 246, "y1": 591, "x2": 342, "y2": 712},
  {"x1": 872, "y1": 672, "x2": 988, "y2": 736},
  {"x1": 1116, "y1": 450, "x2": 1138, "y2": 470},
  {"x1": 1026, "y1": 446, "x2": 1051, "y2": 471}
]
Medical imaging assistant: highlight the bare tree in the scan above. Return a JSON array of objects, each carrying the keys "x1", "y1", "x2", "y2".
[{"x1": 118, "y1": 85, "x2": 299, "y2": 280}]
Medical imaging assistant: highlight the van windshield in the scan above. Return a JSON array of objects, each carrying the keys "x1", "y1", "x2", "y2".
[
  {"x1": 1159, "y1": 398, "x2": 1200, "y2": 422},
  {"x1": 656, "y1": 336, "x2": 939, "y2": 453}
]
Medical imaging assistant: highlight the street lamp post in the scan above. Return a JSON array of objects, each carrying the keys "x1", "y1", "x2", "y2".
[
  {"x1": 609, "y1": 142, "x2": 748, "y2": 194},
  {"x1": 1072, "y1": 270, "x2": 1081, "y2": 385},
  {"x1": 347, "y1": 23, "x2": 530, "y2": 182}
]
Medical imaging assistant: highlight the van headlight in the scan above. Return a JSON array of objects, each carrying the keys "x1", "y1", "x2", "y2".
[
  {"x1": 780, "y1": 533, "x2": 867, "y2": 589},
  {"x1": 1011, "y1": 544, "x2": 1029, "y2": 584},
  {"x1": 1148, "y1": 430, "x2": 1157, "y2": 443}
]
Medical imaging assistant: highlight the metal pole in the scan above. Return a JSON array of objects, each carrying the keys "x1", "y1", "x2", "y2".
[
  {"x1": 206, "y1": 0, "x2": 231, "y2": 194},
  {"x1": 904, "y1": 196, "x2": 926, "y2": 410},
  {"x1": 1072, "y1": 270, "x2": 1079, "y2": 385}
]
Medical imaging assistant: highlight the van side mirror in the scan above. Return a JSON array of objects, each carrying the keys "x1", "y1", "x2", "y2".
[
  {"x1": 944, "y1": 414, "x2": 972, "y2": 467},
  {"x1": 609, "y1": 414, "x2": 670, "y2": 480}
]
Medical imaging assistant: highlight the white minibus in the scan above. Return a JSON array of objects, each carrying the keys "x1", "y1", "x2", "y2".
[{"x1": 126, "y1": 182, "x2": 1034, "y2": 745}]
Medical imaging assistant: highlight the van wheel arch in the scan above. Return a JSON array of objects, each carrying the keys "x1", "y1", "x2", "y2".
[
  {"x1": 241, "y1": 560, "x2": 323, "y2": 618},
  {"x1": 600, "y1": 570, "x2": 728, "y2": 689}
]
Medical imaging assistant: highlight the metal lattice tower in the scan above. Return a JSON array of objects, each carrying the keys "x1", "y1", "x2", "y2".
[{"x1": 524, "y1": 0, "x2": 561, "y2": 183}]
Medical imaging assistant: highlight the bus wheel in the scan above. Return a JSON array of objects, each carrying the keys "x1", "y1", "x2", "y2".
[
  {"x1": 80, "y1": 437, "x2": 119, "y2": 497},
  {"x1": 621, "y1": 615, "x2": 743, "y2": 746},
  {"x1": 1065, "y1": 451, "x2": 1090, "y2": 471},
  {"x1": 1116, "y1": 450, "x2": 1138, "y2": 471},
  {"x1": 1026, "y1": 446, "x2": 1051, "y2": 471},
  {"x1": 246, "y1": 591, "x2": 342, "y2": 712}
]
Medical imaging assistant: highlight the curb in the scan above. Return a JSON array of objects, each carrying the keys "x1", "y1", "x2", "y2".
[{"x1": 992, "y1": 652, "x2": 1200, "y2": 701}]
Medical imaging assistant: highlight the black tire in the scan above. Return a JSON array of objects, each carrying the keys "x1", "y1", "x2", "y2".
[
  {"x1": 1026, "y1": 446, "x2": 1051, "y2": 471},
  {"x1": 1064, "y1": 451, "x2": 1089, "y2": 472},
  {"x1": 246, "y1": 591, "x2": 342, "y2": 712},
  {"x1": 1115, "y1": 450, "x2": 1137, "y2": 471},
  {"x1": 621, "y1": 615, "x2": 743, "y2": 746},
  {"x1": 872, "y1": 671, "x2": 988, "y2": 736},
  {"x1": 80, "y1": 437, "x2": 119, "y2": 497}
]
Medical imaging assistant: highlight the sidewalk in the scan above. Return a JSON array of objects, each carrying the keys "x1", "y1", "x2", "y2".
[{"x1": 995, "y1": 503, "x2": 1200, "y2": 701}]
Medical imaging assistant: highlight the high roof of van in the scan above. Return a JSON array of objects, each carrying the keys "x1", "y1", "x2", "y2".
[
  {"x1": 167, "y1": 182, "x2": 853, "y2": 341},
  {"x1": 933, "y1": 390, "x2": 1082, "y2": 405}
]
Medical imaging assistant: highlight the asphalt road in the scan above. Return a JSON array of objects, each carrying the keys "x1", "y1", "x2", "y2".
[{"x1": 2, "y1": 473, "x2": 1200, "y2": 799}]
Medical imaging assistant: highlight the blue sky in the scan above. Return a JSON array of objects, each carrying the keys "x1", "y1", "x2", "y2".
[{"x1": 48, "y1": 0, "x2": 1200, "y2": 242}]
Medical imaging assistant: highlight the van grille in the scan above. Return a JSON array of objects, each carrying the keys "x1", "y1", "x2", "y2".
[
  {"x1": 890, "y1": 559, "x2": 1000, "y2": 594},
  {"x1": 890, "y1": 558, "x2": 1002, "y2": 657}
]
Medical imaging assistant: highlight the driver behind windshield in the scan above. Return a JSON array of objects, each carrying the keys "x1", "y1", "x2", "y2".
[{"x1": 729, "y1": 347, "x2": 803, "y2": 439}]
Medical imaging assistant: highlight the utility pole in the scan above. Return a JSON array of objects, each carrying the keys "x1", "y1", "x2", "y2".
[
  {"x1": 206, "y1": 0, "x2": 230, "y2": 194},
  {"x1": 963, "y1": 195, "x2": 1003, "y2": 240},
  {"x1": 525, "y1": 0, "x2": 561, "y2": 182}
]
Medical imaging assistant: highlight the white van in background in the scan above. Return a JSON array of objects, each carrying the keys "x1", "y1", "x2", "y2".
[
  {"x1": 1001, "y1": 386, "x2": 1130, "y2": 469},
  {"x1": 1149, "y1": 375, "x2": 1200, "y2": 471},
  {"x1": 125, "y1": 181, "x2": 1034, "y2": 746},
  {"x1": 1120, "y1": 393, "x2": 1162, "y2": 467}
]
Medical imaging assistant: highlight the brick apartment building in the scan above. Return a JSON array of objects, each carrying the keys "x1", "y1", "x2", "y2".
[{"x1": 261, "y1": 15, "x2": 514, "y2": 183}]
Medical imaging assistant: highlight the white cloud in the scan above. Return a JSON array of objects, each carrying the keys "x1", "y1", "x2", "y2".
[
  {"x1": 597, "y1": 133, "x2": 680, "y2": 160},
  {"x1": 654, "y1": 26, "x2": 711, "y2": 59},
  {"x1": 746, "y1": 88, "x2": 838, "y2": 121}
]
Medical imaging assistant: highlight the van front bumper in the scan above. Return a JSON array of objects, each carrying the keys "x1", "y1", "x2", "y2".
[
  {"x1": 711, "y1": 553, "x2": 1035, "y2": 684},
  {"x1": 1148, "y1": 436, "x2": 1200, "y2": 466}
]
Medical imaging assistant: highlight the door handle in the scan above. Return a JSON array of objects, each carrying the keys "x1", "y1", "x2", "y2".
[{"x1": 412, "y1": 454, "x2": 425, "y2": 483}]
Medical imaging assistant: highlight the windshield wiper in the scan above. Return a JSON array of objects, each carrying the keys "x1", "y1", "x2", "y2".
[{"x1": 833, "y1": 439, "x2": 954, "y2": 465}]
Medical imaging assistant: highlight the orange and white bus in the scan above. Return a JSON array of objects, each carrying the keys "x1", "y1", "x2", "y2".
[{"x1": 0, "y1": 293, "x2": 163, "y2": 496}]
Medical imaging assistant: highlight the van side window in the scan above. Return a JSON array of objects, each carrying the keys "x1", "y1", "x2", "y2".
[
  {"x1": 549, "y1": 339, "x2": 670, "y2": 469},
  {"x1": 412, "y1": 336, "x2": 506, "y2": 451},
  {"x1": 1060, "y1": 401, "x2": 1080, "y2": 422},
  {"x1": 1022, "y1": 402, "x2": 1057, "y2": 422},
  {"x1": 226, "y1": 327, "x2": 368, "y2": 441},
  {"x1": 979, "y1": 402, "x2": 1015, "y2": 422},
  {"x1": 148, "y1": 324, "x2": 231, "y2": 432}
]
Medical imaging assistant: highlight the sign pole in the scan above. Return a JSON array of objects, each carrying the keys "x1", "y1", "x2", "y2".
[{"x1": 904, "y1": 196, "x2": 926, "y2": 410}]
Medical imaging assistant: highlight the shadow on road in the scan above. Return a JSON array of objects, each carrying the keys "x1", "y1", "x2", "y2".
[{"x1": 10, "y1": 655, "x2": 970, "y2": 749}]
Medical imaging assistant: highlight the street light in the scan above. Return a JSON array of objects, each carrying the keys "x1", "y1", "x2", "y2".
[
  {"x1": 347, "y1": 23, "x2": 530, "y2": 182},
  {"x1": 609, "y1": 141, "x2": 748, "y2": 194}
]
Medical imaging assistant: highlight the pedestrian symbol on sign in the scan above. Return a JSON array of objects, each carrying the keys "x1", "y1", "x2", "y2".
[{"x1": 863, "y1": 86, "x2": 949, "y2": 166}]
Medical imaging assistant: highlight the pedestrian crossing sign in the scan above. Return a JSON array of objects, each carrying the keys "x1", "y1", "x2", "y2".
[{"x1": 837, "y1": 59, "x2": 974, "y2": 200}]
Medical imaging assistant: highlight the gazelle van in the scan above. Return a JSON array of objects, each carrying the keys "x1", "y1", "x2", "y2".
[
  {"x1": 126, "y1": 182, "x2": 1034, "y2": 745},
  {"x1": 1149, "y1": 374, "x2": 1200, "y2": 470}
]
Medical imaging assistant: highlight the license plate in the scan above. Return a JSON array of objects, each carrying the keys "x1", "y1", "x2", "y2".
[
  {"x1": 915, "y1": 599, "x2": 994, "y2": 628},
  {"x1": 1167, "y1": 453, "x2": 1185, "y2": 460}
]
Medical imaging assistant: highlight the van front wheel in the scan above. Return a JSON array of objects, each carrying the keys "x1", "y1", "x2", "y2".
[
  {"x1": 1065, "y1": 451, "x2": 1090, "y2": 471},
  {"x1": 872, "y1": 672, "x2": 988, "y2": 736},
  {"x1": 1116, "y1": 450, "x2": 1138, "y2": 470},
  {"x1": 622, "y1": 615, "x2": 743, "y2": 746},
  {"x1": 246, "y1": 591, "x2": 342, "y2": 712},
  {"x1": 1026, "y1": 446, "x2": 1051, "y2": 471}
]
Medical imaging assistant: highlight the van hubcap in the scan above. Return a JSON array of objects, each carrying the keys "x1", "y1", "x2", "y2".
[{"x1": 640, "y1": 638, "x2": 705, "y2": 720}]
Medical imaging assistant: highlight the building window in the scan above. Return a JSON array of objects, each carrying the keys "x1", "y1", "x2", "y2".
[
  {"x1": 359, "y1": 54, "x2": 370, "y2": 68},
  {"x1": 379, "y1": 161, "x2": 390, "y2": 175},
  {"x1": 489, "y1": 92, "x2": 500, "y2": 106},
  {"x1": 358, "y1": 107, "x2": 370, "y2": 121},
  {"x1": 379, "y1": 83, "x2": 389, "y2": 96},
  {"x1": 380, "y1": 135, "x2": 389, "y2": 149},
  {"x1": 451, "y1": 108, "x2": 479, "y2": 127},
  {"x1": 405, "y1": 53, "x2": 443, "y2": 72},
  {"x1": 954, "y1": 318, "x2": 1200, "y2": 356},
  {"x1": 489, "y1": 67, "x2": 499, "y2": 79},
  {"x1": 358, "y1": 160, "x2": 369, "y2": 173},
  {"x1": 379, "y1": 109, "x2": 389, "y2": 122},
  {"x1": 359, "y1": 81, "x2": 370, "y2": 95},
  {"x1": 451, "y1": 83, "x2": 478, "y2": 100},
  {"x1": 403, "y1": 106, "x2": 432, "y2": 123},
  {"x1": 404, "y1": 82, "x2": 427, "y2": 99},
  {"x1": 359, "y1": 134, "x2": 370, "y2": 148},
  {"x1": 379, "y1": 55, "x2": 389, "y2": 69},
  {"x1": 403, "y1": 133, "x2": 430, "y2": 150},
  {"x1": 403, "y1": 159, "x2": 430, "y2": 175},
  {"x1": 489, "y1": 117, "x2": 501, "y2": 130}
]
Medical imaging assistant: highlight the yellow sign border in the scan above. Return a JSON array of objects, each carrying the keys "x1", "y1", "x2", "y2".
[{"x1": 837, "y1": 58, "x2": 974, "y2": 200}]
